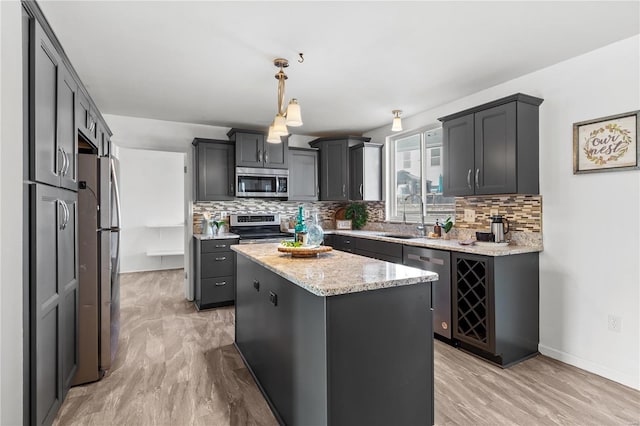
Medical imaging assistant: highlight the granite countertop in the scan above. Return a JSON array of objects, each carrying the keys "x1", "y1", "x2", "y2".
[
  {"x1": 325, "y1": 230, "x2": 543, "y2": 256},
  {"x1": 232, "y1": 243, "x2": 438, "y2": 297},
  {"x1": 193, "y1": 232, "x2": 240, "y2": 241}
]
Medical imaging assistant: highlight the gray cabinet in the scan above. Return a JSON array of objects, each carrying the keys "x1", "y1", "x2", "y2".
[
  {"x1": 403, "y1": 246, "x2": 452, "y2": 339},
  {"x1": 439, "y1": 93, "x2": 543, "y2": 197},
  {"x1": 76, "y1": 89, "x2": 98, "y2": 145},
  {"x1": 32, "y1": 20, "x2": 77, "y2": 190},
  {"x1": 236, "y1": 253, "x2": 434, "y2": 425},
  {"x1": 287, "y1": 148, "x2": 318, "y2": 201},
  {"x1": 192, "y1": 138, "x2": 235, "y2": 201},
  {"x1": 32, "y1": 185, "x2": 78, "y2": 426},
  {"x1": 97, "y1": 121, "x2": 111, "y2": 158},
  {"x1": 349, "y1": 142, "x2": 383, "y2": 201},
  {"x1": 354, "y1": 237, "x2": 402, "y2": 263},
  {"x1": 310, "y1": 136, "x2": 379, "y2": 201},
  {"x1": 193, "y1": 237, "x2": 238, "y2": 309},
  {"x1": 228, "y1": 129, "x2": 288, "y2": 169},
  {"x1": 451, "y1": 251, "x2": 539, "y2": 366}
]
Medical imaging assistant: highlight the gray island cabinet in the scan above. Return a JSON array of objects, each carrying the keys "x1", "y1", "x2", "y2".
[{"x1": 232, "y1": 244, "x2": 438, "y2": 426}]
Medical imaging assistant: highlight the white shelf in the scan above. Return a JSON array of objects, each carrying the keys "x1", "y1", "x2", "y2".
[
  {"x1": 145, "y1": 224, "x2": 185, "y2": 229},
  {"x1": 146, "y1": 249, "x2": 184, "y2": 257}
]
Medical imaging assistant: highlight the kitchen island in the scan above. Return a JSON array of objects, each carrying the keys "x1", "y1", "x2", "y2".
[{"x1": 232, "y1": 243, "x2": 438, "y2": 426}]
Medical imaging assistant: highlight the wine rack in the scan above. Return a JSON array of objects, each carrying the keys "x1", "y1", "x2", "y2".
[{"x1": 453, "y1": 254, "x2": 494, "y2": 352}]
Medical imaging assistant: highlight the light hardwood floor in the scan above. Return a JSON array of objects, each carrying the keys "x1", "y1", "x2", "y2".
[{"x1": 54, "y1": 269, "x2": 640, "y2": 426}]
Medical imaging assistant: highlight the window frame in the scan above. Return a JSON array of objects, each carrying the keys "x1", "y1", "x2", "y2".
[{"x1": 386, "y1": 123, "x2": 453, "y2": 223}]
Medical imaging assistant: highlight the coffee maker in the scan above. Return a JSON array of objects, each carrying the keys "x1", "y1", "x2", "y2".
[{"x1": 490, "y1": 215, "x2": 510, "y2": 243}]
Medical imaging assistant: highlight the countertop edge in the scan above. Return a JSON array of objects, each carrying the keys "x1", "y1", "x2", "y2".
[{"x1": 232, "y1": 246, "x2": 438, "y2": 297}]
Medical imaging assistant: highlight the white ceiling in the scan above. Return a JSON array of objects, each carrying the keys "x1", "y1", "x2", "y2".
[{"x1": 39, "y1": 1, "x2": 639, "y2": 136}]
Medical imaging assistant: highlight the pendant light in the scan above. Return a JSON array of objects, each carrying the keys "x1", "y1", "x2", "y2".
[
  {"x1": 266, "y1": 58, "x2": 303, "y2": 143},
  {"x1": 391, "y1": 110, "x2": 403, "y2": 132}
]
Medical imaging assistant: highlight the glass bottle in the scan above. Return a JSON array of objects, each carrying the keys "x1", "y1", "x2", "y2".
[
  {"x1": 307, "y1": 212, "x2": 324, "y2": 246},
  {"x1": 294, "y1": 206, "x2": 307, "y2": 244}
]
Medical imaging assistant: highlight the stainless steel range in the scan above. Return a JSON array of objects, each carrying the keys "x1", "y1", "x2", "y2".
[{"x1": 230, "y1": 213, "x2": 292, "y2": 244}]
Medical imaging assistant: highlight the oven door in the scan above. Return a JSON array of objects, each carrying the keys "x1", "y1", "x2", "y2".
[{"x1": 240, "y1": 237, "x2": 292, "y2": 244}]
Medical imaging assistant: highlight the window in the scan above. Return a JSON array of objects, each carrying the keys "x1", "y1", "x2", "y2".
[{"x1": 387, "y1": 126, "x2": 455, "y2": 223}]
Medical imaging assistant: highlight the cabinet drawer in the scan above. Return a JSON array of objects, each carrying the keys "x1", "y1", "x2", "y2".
[
  {"x1": 201, "y1": 252, "x2": 234, "y2": 277},
  {"x1": 201, "y1": 239, "x2": 239, "y2": 253},
  {"x1": 201, "y1": 276, "x2": 235, "y2": 306},
  {"x1": 355, "y1": 238, "x2": 403, "y2": 259}
]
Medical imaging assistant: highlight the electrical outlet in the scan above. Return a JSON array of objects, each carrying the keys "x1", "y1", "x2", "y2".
[
  {"x1": 490, "y1": 209, "x2": 499, "y2": 217},
  {"x1": 464, "y1": 209, "x2": 475, "y2": 223},
  {"x1": 608, "y1": 315, "x2": 622, "y2": 332}
]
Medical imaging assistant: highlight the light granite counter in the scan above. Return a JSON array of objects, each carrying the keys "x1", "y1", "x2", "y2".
[
  {"x1": 231, "y1": 242, "x2": 437, "y2": 297},
  {"x1": 193, "y1": 232, "x2": 240, "y2": 240},
  {"x1": 325, "y1": 229, "x2": 543, "y2": 256}
]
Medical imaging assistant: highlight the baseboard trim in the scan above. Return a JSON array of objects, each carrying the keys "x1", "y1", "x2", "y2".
[{"x1": 539, "y1": 344, "x2": 639, "y2": 390}]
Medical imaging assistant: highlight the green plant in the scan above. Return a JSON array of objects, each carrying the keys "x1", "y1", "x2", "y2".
[
  {"x1": 345, "y1": 203, "x2": 368, "y2": 230},
  {"x1": 442, "y1": 217, "x2": 453, "y2": 233}
]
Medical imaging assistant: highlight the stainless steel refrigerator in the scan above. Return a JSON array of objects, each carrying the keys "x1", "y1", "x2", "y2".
[{"x1": 74, "y1": 153, "x2": 121, "y2": 385}]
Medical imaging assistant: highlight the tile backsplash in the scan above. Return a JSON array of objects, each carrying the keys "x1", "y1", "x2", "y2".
[
  {"x1": 192, "y1": 199, "x2": 385, "y2": 234},
  {"x1": 454, "y1": 195, "x2": 542, "y2": 233}
]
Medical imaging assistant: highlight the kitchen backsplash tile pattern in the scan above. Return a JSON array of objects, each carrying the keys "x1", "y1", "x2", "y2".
[
  {"x1": 454, "y1": 195, "x2": 542, "y2": 233},
  {"x1": 192, "y1": 200, "x2": 385, "y2": 234}
]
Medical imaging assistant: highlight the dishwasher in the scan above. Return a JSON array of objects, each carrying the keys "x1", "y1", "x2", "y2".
[{"x1": 403, "y1": 246, "x2": 451, "y2": 340}]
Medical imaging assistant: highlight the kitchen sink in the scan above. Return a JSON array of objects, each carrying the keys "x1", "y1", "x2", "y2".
[{"x1": 379, "y1": 233, "x2": 419, "y2": 239}]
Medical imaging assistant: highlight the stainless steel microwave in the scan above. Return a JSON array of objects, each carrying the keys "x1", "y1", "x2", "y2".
[{"x1": 236, "y1": 167, "x2": 289, "y2": 198}]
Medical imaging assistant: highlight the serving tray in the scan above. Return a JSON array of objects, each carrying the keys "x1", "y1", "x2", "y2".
[{"x1": 278, "y1": 245, "x2": 333, "y2": 258}]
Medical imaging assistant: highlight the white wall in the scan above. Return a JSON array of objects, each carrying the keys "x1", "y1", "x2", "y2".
[
  {"x1": 365, "y1": 35, "x2": 640, "y2": 390},
  {"x1": 118, "y1": 148, "x2": 185, "y2": 273},
  {"x1": 102, "y1": 115, "x2": 230, "y2": 297},
  {"x1": 0, "y1": 1, "x2": 24, "y2": 423}
]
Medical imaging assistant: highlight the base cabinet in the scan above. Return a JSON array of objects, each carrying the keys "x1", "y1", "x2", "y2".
[
  {"x1": 32, "y1": 185, "x2": 79, "y2": 426},
  {"x1": 193, "y1": 238, "x2": 238, "y2": 309},
  {"x1": 235, "y1": 254, "x2": 434, "y2": 425},
  {"x1": 452, "y1": 252, "x2": 539, "y2": 366}
]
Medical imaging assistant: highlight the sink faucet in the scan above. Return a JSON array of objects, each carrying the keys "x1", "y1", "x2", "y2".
[{"x1": 403, "y1": 194, "x2": 427, "y2": 236}]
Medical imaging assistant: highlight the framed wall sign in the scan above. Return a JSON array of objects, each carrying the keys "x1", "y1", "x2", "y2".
[
  {"x1": 335, "y1": 220, "x2": 352, "y2": 230},
  {"x1": 573, "y1": 110, "x2": 640, "y2": 174}
]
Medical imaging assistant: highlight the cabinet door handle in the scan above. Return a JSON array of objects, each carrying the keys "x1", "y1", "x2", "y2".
[
  {"x1": 407, "y1": 253, "x2": 445, "y2": 265},
  {"x1": 257, "y1": 149, "x2": 262, "y2": 163},
  {"x1": 344, "y1": 240, "x2": 351, "y2": 244},
  {"x1": 215, "y1": 244, "x2": 227, "y2": 248},
  {"x1": 215, "y1": 281, "x2": 227, "y2": 286},
  {"x1": 58, "y1": 200, "x2": 64, "y2": 230},
  {"x1": 264, "y1": 150, "x2": 269, "y2": 163},
  {"x1": 475, "y1": 168, "x2": 480, "y2": 188},
  {"x1": 58, "y1": 147, "x2": 65, "y2": 174},
  {"x1": 467, "y1": 169, "x2": 472, "y2": 189},
  {"x1": 63, "y1": 150, "x2": 71, "y2": 176},
  {"x1": 269, "y1": 291, "x2": 278, "y2": 306},
  {"x1": 59, "y1": 200, "x2": 69, "y2": 230},
  {"x1": 215, "y1": 256, "x2": 227, "y2": 261},
  {"x1": 342, "y1": 183, "x2": 346, "y2": 197},
  {"x1": 229, "y1": 184, "x2": 234, "y2": 194},
  {"x1": 253, "y1": 280, "x2": 260, "y2": 291},
  {"x1": 359, "y1": 183, "x2": 363, "y2": 197}
]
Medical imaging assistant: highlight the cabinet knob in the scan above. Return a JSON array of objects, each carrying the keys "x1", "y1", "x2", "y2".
[
  {"x1": 215, "y1": 256, "x2": 226, "y2": 261},
  {"x1": 253, "y1": 280, "x2": 260, "y2": 291},
  {"x1": 269, "y1": 291, "x2": 278, "y2": 306}
]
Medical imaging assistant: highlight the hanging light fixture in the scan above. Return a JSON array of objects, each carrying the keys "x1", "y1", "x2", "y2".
[
  {"x1": 267, "y1": 58, "x2": 303, "y2": 143},
  {"x1": 391, "y1": 110, "x2": 403, "y2": 132}
]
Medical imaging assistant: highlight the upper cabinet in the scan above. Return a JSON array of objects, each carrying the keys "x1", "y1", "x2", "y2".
[
  {"x1": 32, "y1": 19, "x2": 78, "y2": 191},
  {"x1": 439, "y1": 93, "x2": 543, "y2": 197},
  {"x1": 350, "y1": 142, "x2": 382, "y2": 201},
  {"x1": 228, "y1": 129, "x2": 288, "y2": 169},
  {"x1": 193, "y1": 138, "x2": 235, "y2": 201},
  {"x1": 288, "y1": 148, "x2": 318, "y2": 201},
  {"x1": 309, "y1": 137, "x2": 382, "y2": 201}
]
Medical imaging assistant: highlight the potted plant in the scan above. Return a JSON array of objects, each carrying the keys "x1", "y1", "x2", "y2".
[
  {"x1": 345, "y1": 203, "x2": 369, "y2": 230},
  {"x1": 442, "y1": 217, "x2": 453, "y2": 240}
]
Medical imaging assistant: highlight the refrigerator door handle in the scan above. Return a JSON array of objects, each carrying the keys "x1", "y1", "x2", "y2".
[{"x1": 110, "y1": 158, "x2": 122, "y2": 229}]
